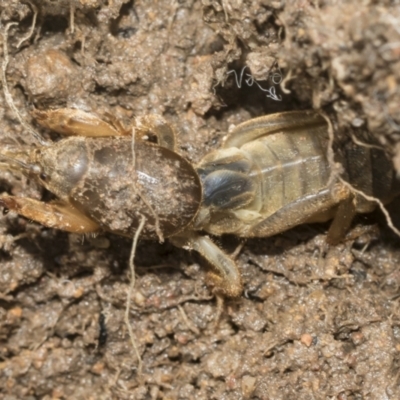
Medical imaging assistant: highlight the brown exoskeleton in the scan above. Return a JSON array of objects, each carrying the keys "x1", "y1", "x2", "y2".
[{"x1": 1, "y1": 109, "x2": 399, "y2": 297}]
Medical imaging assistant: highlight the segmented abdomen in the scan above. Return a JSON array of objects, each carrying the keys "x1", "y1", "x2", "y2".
[
  {"x1": 197, "y1": 110, "x2": 400, "y2": 238},
  {"x1": 244, "y1": 124, "x2": 330, "y2": 218},
  {"x1": 341, "y1": 144, "x2": 399, "y2": 212},
  {"x1": 197, "y1": 123, "x2": 334, "y2": 236}
]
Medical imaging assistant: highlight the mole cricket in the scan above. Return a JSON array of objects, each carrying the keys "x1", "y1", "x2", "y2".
[{"x1": 1, "y1": 109, "x2": 399, "y2": 297}]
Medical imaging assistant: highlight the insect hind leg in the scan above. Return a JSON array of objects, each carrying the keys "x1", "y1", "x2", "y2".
[
  {"x1": 326, "y1": 197, "x2": 357, "y2": 245},
  {"x1": 170, "y1": 232, "x2": 243, "y2": 298}
]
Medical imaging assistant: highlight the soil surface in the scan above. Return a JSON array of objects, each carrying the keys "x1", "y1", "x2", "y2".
[{"x1": 1, "y1": 1, "x2": 400, "y2": 399}]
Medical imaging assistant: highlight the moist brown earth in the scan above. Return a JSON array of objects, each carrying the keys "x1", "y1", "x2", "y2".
[{"x1": 1, "y1": 1, "x2": 400, "y2": 399}]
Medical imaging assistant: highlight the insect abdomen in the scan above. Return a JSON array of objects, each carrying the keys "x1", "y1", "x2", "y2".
[
  {"x1": 196, "y1": 124, "x2": 334, "y2": 236},
  {"x1": 245, "y1": 125, "x2": 331, "y2": 218},
  {"x1": 342, "y1": 144, "x2": 400, "y2": 212}
]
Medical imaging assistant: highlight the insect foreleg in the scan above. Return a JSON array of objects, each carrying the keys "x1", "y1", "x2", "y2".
[{"x1": 0, "y1": 196, "x2": 100, "y2": 233}]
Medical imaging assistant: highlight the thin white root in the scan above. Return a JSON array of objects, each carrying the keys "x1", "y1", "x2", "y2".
[
  {"x1": 338, "y1": 177, "x2": 400, "y2": 239},
  {"x1": 213, "y1": 294, "x2": 224, "y2": 330},
  {"x1": 230, "y1": 241, "x2": 245, "y2": 259},
  {"x1": 221, "y1": 0, "x2": 230, "y2": 22},
  {"x1": 70, "y1": 3, "x2": 75, "y2": 34},
  {"x1": 124, "y1": 214, "x2": 146, "y2": 375},
  {"x1": 1, "y1": 22, "x2": 48, "y2": 146},
  {"x1": 280, "y1": 69, "x2": 293, "y2": 94},
  {"x1": 0, "y1": 233, "x2": 27, "y2": 251},
  {"x1": 131, "y1": 125, "x2": 164, "y2": 243},
  {"x1": 350, "y1": 132, "x2": 385, "y2": 151},
  {"x1": 16, "y1": 1, "x2": 38, "y2": 48},
  {"x1": 177, "y1": 305, "x2": 200, "y2": 335}
]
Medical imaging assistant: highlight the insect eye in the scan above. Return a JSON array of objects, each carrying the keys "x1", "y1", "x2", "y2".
[{"x1": 40, "y1": 173, "x2": 48, "y2": 181}]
